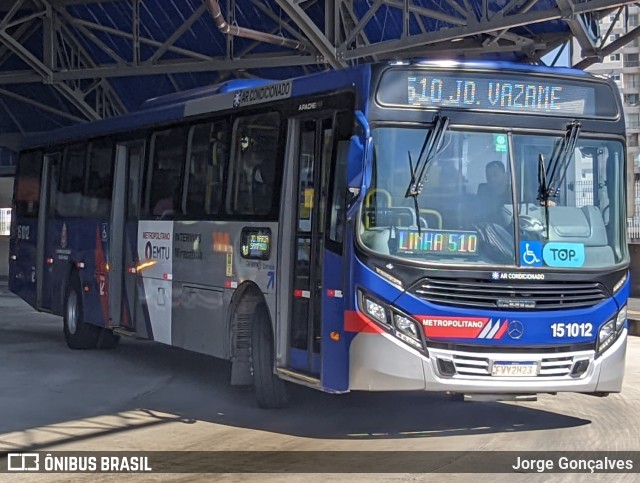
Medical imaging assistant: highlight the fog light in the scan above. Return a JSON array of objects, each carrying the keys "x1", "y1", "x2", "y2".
[
  {"x1": 438, "y1": 358, "x2": 456, "y2": 376},
  {"x1": 571, "y1": 359, "x2": 590, "y2": 376}
]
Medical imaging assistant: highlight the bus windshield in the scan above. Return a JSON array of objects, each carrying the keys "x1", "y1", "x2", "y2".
[{"x1": 361, "y1": 127, "x2": 627, "y2": 268}]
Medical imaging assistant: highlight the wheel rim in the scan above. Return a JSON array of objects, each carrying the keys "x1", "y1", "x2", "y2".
[{"x1": 67, "y1": 290, "x2": 78, "y2": 335}]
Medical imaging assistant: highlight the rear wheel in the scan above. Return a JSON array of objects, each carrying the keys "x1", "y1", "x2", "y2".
[
  {"x1": 63, "y1": 280, "x2": 100, "y2": 349},
  {"x1": 251, "y1": 305, "x2": 288, "y2": 409}
]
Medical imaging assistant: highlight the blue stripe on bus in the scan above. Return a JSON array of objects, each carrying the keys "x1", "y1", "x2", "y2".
[
  {"x1": 352, "y1": 255, "x2": 621, "y2": 346},
  {"x1": 320, "y1": 248, "x2": 349, "y2": 391}
]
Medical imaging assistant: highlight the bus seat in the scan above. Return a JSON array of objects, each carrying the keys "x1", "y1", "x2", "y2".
[
  {"x1": 360, "y1": 227, "x2": 390, "y2": 255},
  {"x1": 547, "y1": 206, "x2": 608, "y2": 246},
  {"x1": 252, "y1": 161, "x2": 274, "y2": 214}
]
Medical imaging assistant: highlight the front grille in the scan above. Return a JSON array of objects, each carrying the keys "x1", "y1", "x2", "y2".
[
  {"x1": 448, "y1": 354, "x2": 576, "y2": 378},
  {"x1": 427, "y1": 341, "x2": 595, "y2": 354},
  {"x1": 412, "y1": 277, "x2": 607, "y2": 311}
]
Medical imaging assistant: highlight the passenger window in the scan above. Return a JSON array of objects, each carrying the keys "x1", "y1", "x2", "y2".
[
  {"x1": 59, "y1": 144, "x2": 87, "y2": 217},
  {"x1": 185, "y1": 120, "x2": 228, "y2": 217},
  {"x1": 147, "y1": 127, "x2": 186, "y2": 219},
  {"x1": 14, "y1": 151, "x2": 42, "y2": 219},
  {"x1": 327, "y1": 112, "x2": 354, "y2": 246},
  {"x1": 86, "y1": 141, "x2": 114, "y2": 218},
  {"x1": 230, "y1": 112, "x2": 281, "y2": 216}
]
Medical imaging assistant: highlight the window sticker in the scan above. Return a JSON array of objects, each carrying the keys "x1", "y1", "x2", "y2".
[
  {"x1": 519, "y1": 241, "x2": 543, "y2": 267},
  {"x1": 543, "y1": 242, "x2": 585, "y2": 268}
]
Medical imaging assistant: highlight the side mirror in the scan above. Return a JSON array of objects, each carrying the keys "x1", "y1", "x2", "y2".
[{"x1": 347, "y1": 134, "x2": 364, "y2": 189}]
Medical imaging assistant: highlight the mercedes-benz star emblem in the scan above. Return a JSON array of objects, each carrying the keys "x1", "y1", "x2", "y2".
[{"x1": 507, "y1": 320, "x2": 525, "y2": 340}]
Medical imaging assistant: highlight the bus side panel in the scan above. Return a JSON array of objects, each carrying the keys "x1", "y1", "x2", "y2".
[
  {"x1": 170, "y1": 221, "x2": 278, "y2": 358},
  {"x1": 9, "y1": 219, "x2": 38, "y2": 309},
  {"x1": 81, "y1": 221, "x2": 111, "y2": 327},
  {"x1": 46, "y1": 218, "x2": 109, "y2": 328},
  {"x1": 171, "y1": 220, "x2": 226, "y2": 357},
  {"x1": 321, "y1": 248, "x2": 350, "y2": 391}
]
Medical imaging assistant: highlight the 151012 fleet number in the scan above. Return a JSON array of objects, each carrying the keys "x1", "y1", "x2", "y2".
[{"x1": 550, "y1": 323, "x2": 593, "y2": 338}]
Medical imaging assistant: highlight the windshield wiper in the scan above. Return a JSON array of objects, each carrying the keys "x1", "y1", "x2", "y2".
[
  {"x1": 405, "y1": 114, "x2": 450, "y2": 233},
  {"x1": 537, "y1": 120, "x2": 581, "y2": 238},
  {"x1": 538, "y1": 120, "x2": 581, "y2": 205},
  {"x1": 537, "y1": 153, "x2": 550, "y2": 239}
]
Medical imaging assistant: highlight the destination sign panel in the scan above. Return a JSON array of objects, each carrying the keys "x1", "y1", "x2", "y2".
[
  {"x1": 377, "y1": 69, "x2": 619, "y2": 118},
  {"x1": 396, "y1": 228, "x2": 478, "y2": 256}
]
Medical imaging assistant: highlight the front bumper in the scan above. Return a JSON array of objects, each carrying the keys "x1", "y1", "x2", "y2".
[{"x1": 348, "y1": 329, "x2": 627, "y2": 393}]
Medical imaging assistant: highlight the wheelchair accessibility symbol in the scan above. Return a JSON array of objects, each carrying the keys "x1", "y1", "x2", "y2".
[{"x1": 519, "y1": 241, "x2": 543, "y2": 267}]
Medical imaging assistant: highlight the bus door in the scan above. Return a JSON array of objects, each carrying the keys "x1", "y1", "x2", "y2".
[
  {"x1": 289, "y1": 113, "x2": 350, "y2": 379},
  {"x1": 36, "y1": 152, "x2": 60, "y2": 312},
  {"x1": 107, "y1": 141, "x2": 144, "y2": 330}
]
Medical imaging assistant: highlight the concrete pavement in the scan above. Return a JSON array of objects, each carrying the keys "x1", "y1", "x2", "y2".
[{"x1": 1, "y1": 285, "x2": 640, "y2": 482}]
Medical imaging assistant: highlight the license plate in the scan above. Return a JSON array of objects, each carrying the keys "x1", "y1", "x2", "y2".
[{"x1": 491, "y1": 361, "x2": 538, "y2": 377}]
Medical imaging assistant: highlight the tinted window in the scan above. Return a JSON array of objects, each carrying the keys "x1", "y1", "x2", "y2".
[
  {"x1": 147, "y1": 127, "x2": 186, "y2": 218},
  {"x1": 14, "y1": 151, "x2": 42, "y2": 219},
  {"x1": 327, "y1": 112, "x2": 353, "y2": 246},
  {"x1": 58, "y1": 144, "x2": 87, "y2": 217},
  {"x1": 230, "y1": 112, "x2": 281, "y2": 216},
  {"x1": 185, "y1": 120, "x2": 228, "y2": 217},
  {"x1": 85, "y1": 141, "x2": 114, "y2": 218}
]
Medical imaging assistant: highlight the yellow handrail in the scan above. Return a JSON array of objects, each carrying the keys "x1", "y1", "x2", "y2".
[
  {"x1": 364, "y1": 189, "x2": 392, "y2": 229},
  {"x1": 419, "y1": 209, "x2": 442, "y2": 229}
]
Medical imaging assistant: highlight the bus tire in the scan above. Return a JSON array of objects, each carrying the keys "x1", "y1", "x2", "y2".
[
  {"x1": 63, "y1": 280, "x2": 99, "y2": 350},
  {"x1": 251, "y1": 306, "x2": 289, "y2": 409},
  {"x1": 97, "y1": 329, "x2": 120, "y2": 350}
]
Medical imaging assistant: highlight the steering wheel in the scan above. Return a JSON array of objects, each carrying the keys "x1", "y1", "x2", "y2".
[{"x1": 519, "y1": 214, "x2": 545, "y2": 240}]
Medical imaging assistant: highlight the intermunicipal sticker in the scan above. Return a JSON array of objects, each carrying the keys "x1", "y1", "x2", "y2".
[{"x1": 226, "y1": 252, "x2": 233, "y2": 277}]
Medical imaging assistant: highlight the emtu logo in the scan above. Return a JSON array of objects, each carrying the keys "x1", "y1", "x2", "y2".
[{"x1": 8, "y1": 453, "x2": 39, "y2": 471}]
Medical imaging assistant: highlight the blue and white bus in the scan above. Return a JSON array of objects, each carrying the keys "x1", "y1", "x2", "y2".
[{"x1": 9, "y1": 60, "x2": 629, "y2": 408}]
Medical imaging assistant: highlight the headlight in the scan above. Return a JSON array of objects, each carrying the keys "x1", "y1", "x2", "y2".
[
  {"x1": 393, "y1": 313, "x2": 423, "y2": 350},
  {"x1": 598, "y1": 320, "x2": 615, "y2": 350},
  {"x1": 394, "y1": 313, "x2": 419, "y2": 339},
  {"x1": 358, "y1": 290, "x2": 425, "y2": 352},
  {"x1": 362, "y1": 295, "x2": 389, "y2": 326},
  {"x1": 597, "y1": 307, "x2": 627, "y2": 355},
  {"x1": 616, "y1": 306, "x2": 627, "y2": 331}
]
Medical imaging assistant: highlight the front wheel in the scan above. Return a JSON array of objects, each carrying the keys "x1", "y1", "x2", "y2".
[
  {"x1": 251, "y1": 305, "x2": 289, "y2": 409},
  {"x1": 63, "y1": 280, "x2": 100, "y2": 349}
]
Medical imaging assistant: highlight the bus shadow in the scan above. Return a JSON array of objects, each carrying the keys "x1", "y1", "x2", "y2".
[
  {"x1": 77, "y1": 338, "x2": 595, "y2": 440},
  {"x1": 0, "y1": 324, "x2": 592, "y2": 445}
]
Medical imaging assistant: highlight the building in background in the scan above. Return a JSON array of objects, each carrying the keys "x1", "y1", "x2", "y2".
[{"x1": 573, "y1": 6, "x2": 640, "y2": 239}]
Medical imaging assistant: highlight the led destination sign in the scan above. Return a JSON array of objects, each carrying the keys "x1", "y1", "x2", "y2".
[
  {"x1": 377, "y1": 69, "x2": 619, "y2": 118},
  {"x1": 396, "y1": 229, "x2": 478, "y2": 256},
  {"x1": 241, "y1": 227, "x2": 271, "y2": 260}
]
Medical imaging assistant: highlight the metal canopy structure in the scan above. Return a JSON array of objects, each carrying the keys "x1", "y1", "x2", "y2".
[{"x1": 0, "y1": 0, "x2": 638, "y2": 149}]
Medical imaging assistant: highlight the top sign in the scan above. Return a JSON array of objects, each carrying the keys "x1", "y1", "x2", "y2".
[{"x1": 377, "y1": 69, "x2": 619, "y2": 119}]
